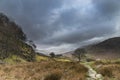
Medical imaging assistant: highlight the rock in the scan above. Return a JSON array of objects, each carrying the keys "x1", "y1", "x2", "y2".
[{"x1": 96, "y1": 74, "x2": 102, "y2": 79}]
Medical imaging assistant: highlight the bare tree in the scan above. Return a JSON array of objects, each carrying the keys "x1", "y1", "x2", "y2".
[
  {"x1": 49, "y1": 52, "x2": 55, "y2": 58},
  {"x1": 74, "y1": 48, "x2": 86, "y2": 62}
]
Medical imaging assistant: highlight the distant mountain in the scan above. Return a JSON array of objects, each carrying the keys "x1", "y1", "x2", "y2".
[
  {"x1": 86, "y1": 37, "x2": 120, "y2": 59},
  {"x1": 93, "y1": 37, "x2": 120, "y2": 49},
  {"x1": 0, "y1": 13, "x2": 36, "y2": 62},
  {"x1": 62, "y1": 51, "x2": 74, "y2": 58},
  {"x1": 63, "y1": 37, "x2": 120, "y2": 60}
]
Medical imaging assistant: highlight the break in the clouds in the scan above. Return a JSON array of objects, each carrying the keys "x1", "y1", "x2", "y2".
[{"x1": 0, "y1": 0, "x2": 120, "y2": 54}]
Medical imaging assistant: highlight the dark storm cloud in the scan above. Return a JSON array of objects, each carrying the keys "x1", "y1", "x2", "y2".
[
  {"x1": 0, "y1": 0, "x2": 120, "y2": 53},
  {"x1": 0, "y1": 0, "x2": 63, "y2": 40},
  {"x1": 93, "y1": 0, "x2": 120, "y2": 17}
]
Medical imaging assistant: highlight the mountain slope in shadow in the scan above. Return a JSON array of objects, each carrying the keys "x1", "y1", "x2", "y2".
[
  {"x1": 63, "y1": 37, "x2": 120, "y2": 60},
  {"x1": 0, "y1": 13, "x2": 36, "y2": 63},
  {"x1": 86, "y1": 37, "x2": 120, "y2": 59}
]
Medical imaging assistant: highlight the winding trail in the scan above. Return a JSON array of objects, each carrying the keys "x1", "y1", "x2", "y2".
[{"x1": 82, "y1": 62, "x2": 104, "y2": 80}]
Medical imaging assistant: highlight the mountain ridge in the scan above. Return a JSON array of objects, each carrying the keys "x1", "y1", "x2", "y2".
[{"x1": 63, "y1": 37, "x2": 120, "y2": 60}]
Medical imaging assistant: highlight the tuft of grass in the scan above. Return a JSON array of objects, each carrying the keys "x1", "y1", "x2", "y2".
[
  {"x1": 99, "y1": 66, "x2": 113, "y2": 77},
  {"x1": 44, "y1": 70, "x2": 62, "y2": 80},
  {"x1": 93, "y1": 60, "x2": 120, "y2": 80}
]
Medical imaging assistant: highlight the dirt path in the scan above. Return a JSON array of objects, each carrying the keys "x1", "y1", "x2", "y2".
[{"x1": 82, "y1": 62, "x2": 104, "y2": 80}]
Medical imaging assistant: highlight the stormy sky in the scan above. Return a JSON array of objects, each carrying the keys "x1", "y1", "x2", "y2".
[{"x1": 0, "y1": 0, "x2": 120, "y2": 54}]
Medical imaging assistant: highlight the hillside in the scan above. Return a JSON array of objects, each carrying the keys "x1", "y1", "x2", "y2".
[
  {"x1": 0, "y1": 13, "x2": 36, "y2": 63},
  {"x1": 90, "y1": 37, "x2": 120, "y2": 50},
  {"x1": 86, "y1": 37, "x2": 120, "y2": 59},
  {"x1": 63, "y1": 37, "x2": 120, "y2": 60}
]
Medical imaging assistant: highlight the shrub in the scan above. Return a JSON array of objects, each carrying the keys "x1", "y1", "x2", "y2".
[
  {"x1": 99, "y1": 67, "x2": 113, "y2": 77},
  {"x1": 44, "y1": 72, "x2": 62, "y2": 80},
  {"x1": 94, "y1": 60, "x2": 105, "y2": 65}
]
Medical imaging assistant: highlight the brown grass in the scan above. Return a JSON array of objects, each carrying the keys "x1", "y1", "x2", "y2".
[
  {"x1": 44, "y1": 70, "x2": 62, "y2": 80},
  {"x1": 0, "y1": 60, "x2": 88, "y2": 80},
  {"x1": 95, "y1": 63, "x2": 120, "y2": 80}
]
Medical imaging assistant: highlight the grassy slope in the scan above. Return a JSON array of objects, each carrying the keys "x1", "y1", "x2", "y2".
[{"x1": 0, "y1": 60, "x2": 88, "y2": 80}]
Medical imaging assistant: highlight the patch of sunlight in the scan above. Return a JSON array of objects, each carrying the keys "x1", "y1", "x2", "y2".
[
  {"x1": 55, "y1": 58, "x2": 71, "y2": 62},
  {"x1": 4, "y1": 55, "x2": 26, "y2": 64},
  {"x1": 36, "y1": 55, "x2": 48, "y2": 61}
]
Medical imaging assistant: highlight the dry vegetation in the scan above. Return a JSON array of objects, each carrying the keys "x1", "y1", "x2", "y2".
[
  {"x1": 0, "y1": 60, "x2": 88, "y2": 80},
  {"x1": 98, "y1": 64, "x2": 120, "y2": 80},
  {"x1": 92, "y1": 60, "x2": 120, "y2": 80}
]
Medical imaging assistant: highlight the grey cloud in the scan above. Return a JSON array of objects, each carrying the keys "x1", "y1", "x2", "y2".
[
  {"x1": 43, "y1": 23, "x2": 115, "y2": 45},
  {"x1": 42, "y1": 4, "x2": 117, "y2": 45},
  {"x1": 0, "y1": 0, "x2": 120, "y2": 53},
  {"x1": 93, "y1": 0, "x2": 120, "y2": 17},
  {"x1": 0, "y1": 0, "x2": 63, "y2": 40}
]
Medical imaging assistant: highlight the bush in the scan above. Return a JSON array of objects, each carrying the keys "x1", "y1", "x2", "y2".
[
  {"x1": 99, "y1": 68, "x2": 113, "y2": 77},
  {"x1": 94, "y1": 60, "x2": 105, "y2": 65},
  {"x1": 44, "y1": 72, "x2": 62, "y2": 80},
  {"x1": 95, "y1": 64, "x2": 120, "y2": 80}
]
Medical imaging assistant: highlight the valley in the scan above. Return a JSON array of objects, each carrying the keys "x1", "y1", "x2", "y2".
[{"x1": 0, "y1": 13, "x2": 120, "y2": 80}]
